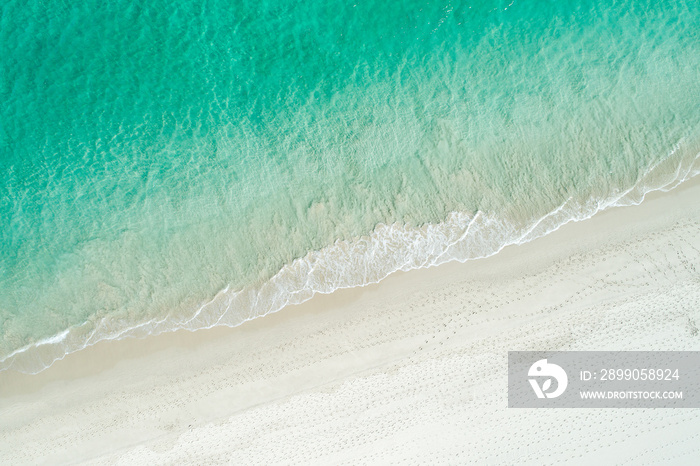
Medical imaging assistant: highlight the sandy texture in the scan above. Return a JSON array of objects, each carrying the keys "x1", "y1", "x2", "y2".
[{"x1": 1, "y1": 178, "x2": 700, "y2": 464}]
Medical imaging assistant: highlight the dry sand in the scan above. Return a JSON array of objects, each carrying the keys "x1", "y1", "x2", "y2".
[{"x1": 1, "y1": 177, "x2": 700, "y2": 464}]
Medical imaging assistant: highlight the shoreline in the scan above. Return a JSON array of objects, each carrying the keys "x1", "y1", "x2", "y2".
[
  {"x1": 2, "y1": 174, "x2": 700, "y2": 463},
  {"x1": 3, "y1": 147, "x2": 699, "y2": 377},
  {"x1": 2, "y1": 172, "x2": 698, "y2": 395}
]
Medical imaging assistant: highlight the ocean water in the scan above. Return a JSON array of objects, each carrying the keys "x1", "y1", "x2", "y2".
[{"x1": 1, "y1": 0, "x2": 699, "y2": 373}]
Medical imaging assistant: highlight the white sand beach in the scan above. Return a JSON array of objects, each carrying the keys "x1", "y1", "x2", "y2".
[{"x1": 2, "y1": 177, "x2": 700, "y2": 464}]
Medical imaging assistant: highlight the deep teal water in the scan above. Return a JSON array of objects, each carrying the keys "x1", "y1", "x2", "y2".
[{"x1": 1, "y1": 0, "x2": 699, "y2": 372}]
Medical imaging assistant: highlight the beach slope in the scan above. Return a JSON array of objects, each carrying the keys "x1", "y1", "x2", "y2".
[{"x1": 1, "y1": 178, "x2": 700, "y2": 464}]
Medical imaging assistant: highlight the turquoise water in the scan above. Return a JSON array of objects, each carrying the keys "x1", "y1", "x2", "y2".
[{"x1": 1, "y1": 0, "x2": 699, "y2": 373}]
